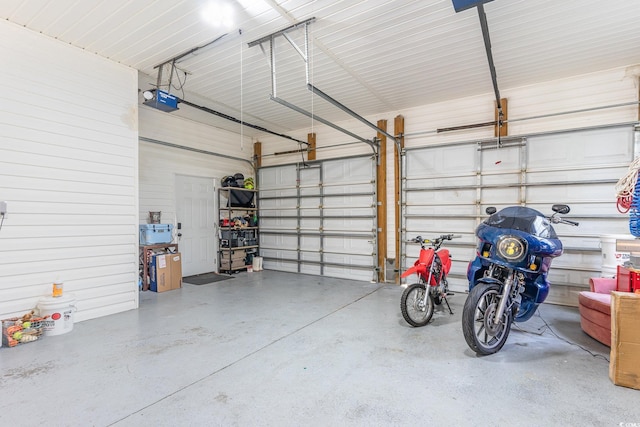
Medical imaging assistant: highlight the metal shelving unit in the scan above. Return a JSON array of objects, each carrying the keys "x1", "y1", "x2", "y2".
[{"x1": 218, "y1": 187, "x2": 259, "y2": 273}]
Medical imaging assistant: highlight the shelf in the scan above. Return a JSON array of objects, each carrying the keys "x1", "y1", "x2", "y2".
[
  {"x1": 140, "y1": 243, "x2": 178, "y2": 292},
  {"x1": 220, "y1": 245, "x2": 259, "y2": 250},
  {"x1": 218, "y1": 187, "x2": 259, "y2": 273}
]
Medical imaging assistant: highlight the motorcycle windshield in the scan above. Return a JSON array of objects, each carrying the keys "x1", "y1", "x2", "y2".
[{"x1": 484, "y1": 206, "x2": 557, "y2": 239}]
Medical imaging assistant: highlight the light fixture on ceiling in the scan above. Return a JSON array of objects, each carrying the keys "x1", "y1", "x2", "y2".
[
  {"x1": 201, "y1": 1, "x2": 235, "y2": 29},
  {"x1": 142, "y1": 90, "x2": 155, "y2": 101}
]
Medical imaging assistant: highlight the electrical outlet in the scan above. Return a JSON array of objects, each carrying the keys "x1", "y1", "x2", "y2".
[{"x1": 0, "y1": 201, "x2": 6, "y2": 217}]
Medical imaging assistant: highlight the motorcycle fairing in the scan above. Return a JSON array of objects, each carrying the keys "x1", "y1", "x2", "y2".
[{"x1": 476, "y1": 225, "x2": 563, "y2": 264}]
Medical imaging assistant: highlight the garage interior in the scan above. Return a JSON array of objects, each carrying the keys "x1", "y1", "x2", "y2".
[{"x1": 1, "y1": 0, "x2": 640, "y2": 425}]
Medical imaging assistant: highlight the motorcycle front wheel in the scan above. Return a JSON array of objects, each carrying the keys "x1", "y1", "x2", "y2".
[
  {"x1": 462, "y1": 283, "x2": 513, "y2": 355},
  {"x1": 400, "y1": 283, "x2": 434, "y2": 327}
]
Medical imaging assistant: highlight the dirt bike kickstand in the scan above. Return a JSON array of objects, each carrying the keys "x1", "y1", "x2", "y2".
[{"x1": 443, "y1": 294, "x2": 454, "y2": 315}]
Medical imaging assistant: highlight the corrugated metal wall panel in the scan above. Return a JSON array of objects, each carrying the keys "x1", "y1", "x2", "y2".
[{"x1": 0, "y1": 20, "x2": 139, "y2": 321}]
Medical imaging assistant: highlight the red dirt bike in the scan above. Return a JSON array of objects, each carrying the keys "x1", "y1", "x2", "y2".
[{"x1": 400, "y1": 234, "x2": 460, "y2": 326}]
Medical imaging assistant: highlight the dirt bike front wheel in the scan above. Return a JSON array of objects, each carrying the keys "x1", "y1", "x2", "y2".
[
  {"x1": 462, "y1": 283, "x2": 513, "y2": 355},
  {"x1": 400, "y1": 283, "x2": 435, "y2": 327}
]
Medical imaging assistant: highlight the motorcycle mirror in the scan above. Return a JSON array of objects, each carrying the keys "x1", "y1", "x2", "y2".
[
  {"x1": 552, "y1": 204, "x2": 570, "y2": 214},
  {"x1": 485, "y1": 207, "x2": 497, "y2": 215}
]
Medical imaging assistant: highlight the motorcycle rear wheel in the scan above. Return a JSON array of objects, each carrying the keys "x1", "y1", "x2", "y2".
[
  {"x1": 400, "y1": 283, "x2": 434, "y2": 327},
  {"x1": 462, "y1": 283, "x2": 513, "y2": 355}
]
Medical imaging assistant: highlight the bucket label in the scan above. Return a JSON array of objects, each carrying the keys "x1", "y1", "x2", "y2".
[{"x1": 42, "y1": 309, "x2": 73, "y2": 330}]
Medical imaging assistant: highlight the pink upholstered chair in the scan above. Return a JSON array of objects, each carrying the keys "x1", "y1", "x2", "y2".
[{"x1": 578, "y1": 277, "x2": 617, "y2": 346}]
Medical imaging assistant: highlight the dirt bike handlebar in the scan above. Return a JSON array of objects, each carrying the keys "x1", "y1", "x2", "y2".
[{"x1": 409, "y1": 234, "x2": 461, "y2": 247}]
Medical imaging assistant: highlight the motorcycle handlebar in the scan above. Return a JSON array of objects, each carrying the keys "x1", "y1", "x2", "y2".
[{"x1": 562, "y1": 219, "x2": 579, "y2": 226}]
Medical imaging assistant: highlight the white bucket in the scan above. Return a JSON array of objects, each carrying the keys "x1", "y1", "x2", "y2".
[
  {"x1": 600, "y1": 235, "x2": 633, "y2": 278},
  {"x1": 252, "y1": 256, "x2": 263, "y2": 271},
  {"x1": 37, "y1": 294, "x2": 76, "y2": 336}
]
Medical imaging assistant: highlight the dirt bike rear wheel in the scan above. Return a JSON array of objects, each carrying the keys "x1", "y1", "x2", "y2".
[
  {"x1": 400, "y1": 283, "x2": 434, "y2": 327},
  {"x1": 462, "y1": 283, "x2": 513, "y2": 355}
]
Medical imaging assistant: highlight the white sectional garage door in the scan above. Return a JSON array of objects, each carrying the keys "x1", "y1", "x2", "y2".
[
  {"x1": 403, "y1": 125, "x2": 635, "y2": 305},
  {"x1": 259, "y1": 156, "x2": 377, "y2": 282}
]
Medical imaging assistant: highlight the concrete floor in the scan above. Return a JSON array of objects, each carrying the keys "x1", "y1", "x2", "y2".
[{"x1": 1, "y1": 270, "x2": 638, "y2": 426}]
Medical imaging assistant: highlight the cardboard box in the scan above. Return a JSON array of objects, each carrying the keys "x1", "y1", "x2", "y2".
[
  {"x1": 168, "y1": 253, "x2": 182, "y2": 290},
  {"x1": 221, "y1": 258, "x2": 246, "y2": 270},
  {"x1": 150, "y1": 252, "x2": 182, "y2": 292},
  {"x1": 150, "y1": 254, "x2": 171, "y2": 292},
  {"x1": 609, "y1": 291, "x2": 640, "y2": 389}
]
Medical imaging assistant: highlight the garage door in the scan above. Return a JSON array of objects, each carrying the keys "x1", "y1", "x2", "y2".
[
  {"x1": 259, "y1": 155, "x2": 377, "y2": 282},
  {"x1": 403, "y1": 125, "x2": 635, "y2": 305}
]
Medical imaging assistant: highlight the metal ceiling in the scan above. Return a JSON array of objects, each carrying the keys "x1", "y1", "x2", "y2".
[{"x1": 2, "y1": 0, "x2": 640, "y2": 138}]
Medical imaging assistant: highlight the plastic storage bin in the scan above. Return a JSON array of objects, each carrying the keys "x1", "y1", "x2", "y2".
[{"x1": 140, "y1": 224, "x2": 174, "y2": 245}]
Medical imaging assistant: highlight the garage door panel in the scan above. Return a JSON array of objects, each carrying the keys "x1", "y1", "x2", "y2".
[
  {"x1": 405, "y1": 204, "x2": 476, "y2": 216},
  {"x1": 405, "y1": 218, "x2": 477, "y2": 235},
  {"x1": 482, "y1": 187, "x2": 519, "y2": 204},
  {"x1": 324, "y1": 236, "x2": 373, "y2": 253},
  {"x1": 323, "y1": 157, "x2": 372, "y2": 184},
  {"x1": 261, "y1": 197, "x2": 297, "y2": 209},
  {"x1": 300, "y1": 167, "x2": 320, "y2": 183},
  {"x1": 300, "y1": 197, "x2": 320, "y2": 208},
  {"x1": 404, "y1": 126, "x2": 635, "y2": 302},
  {"x1": 323, "y1": 218, "x2": 373, "y2": 232},
  {"x1": 259, "y1": 155, "x2": 376, "y2": 282},
  {"x1": 261, "y1": 188, "x2": 297, "y2": 198},
  {"x1": 406, "y1": 188, "x2": 476, "y2": 205},
  {"x1": 481, "y1": 173, "x2": 520, "y2": 186},
  {"x1": 527, "y1": 183, "x2": 614, "y2": 203},
  {"x1": 261, "y1": 234, "x2": 298, "y2": 248},
  {"x1": 527, "y1": 167, "x2": 626, "y2": 183},
  {"x1": 261, "y1": 164, "x2": 297, "y2": 186},
  {"x1": 481, "y1": 149, "x2": 521, "y2": 172},
  {"x1": 323, "y1": 183, "x2": 373, "y2": 195},
  {"x1": 300, "y1": 236, "x2": 320, "y2": 250},
  {"x1": 323, "y1": 194, "x2": 373, "y2": 207},
  {"x1": 324, "y1": 252, "x2": 373, "y2": 266},
  {"x1": 300, "y1": 218, "x2": 321, "y2": 229},
  {"x1": 300, "y1": 251, "x2": 321, "y2": 262},
  {"x1": 300, "y1": 187, "x2": 321, "y2": 196},
  {"x1": 406, "y1": 175, "x2": 476, "y2": 190},
  {"x1": 261, "y1": 217, "x2": 297, "y2": 229},
  {"x1": 406, "y1": 145, "x2": 476, "y2": 177},
  {"x1": 528, "y1": 127, "x2": 632, "y2": 168}
]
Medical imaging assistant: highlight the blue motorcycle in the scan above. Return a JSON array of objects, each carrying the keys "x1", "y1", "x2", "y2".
[{"x1": 462, "y1": 205, "x2": 578, "y2": 355}]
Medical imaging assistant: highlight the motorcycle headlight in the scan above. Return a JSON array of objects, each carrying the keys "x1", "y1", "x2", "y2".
[{"x1": 497, "y1": 236, "x2": 527, "y2": 262}]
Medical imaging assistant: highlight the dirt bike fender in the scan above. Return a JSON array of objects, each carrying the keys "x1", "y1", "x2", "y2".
[{"x1": 401, "y1": 263, "x2": 428, "y2": 278}]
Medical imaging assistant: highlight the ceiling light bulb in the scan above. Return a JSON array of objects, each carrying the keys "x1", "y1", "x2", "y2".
[
  {"x1": 201, "y1": 2, "x2": 235, "y2": 28},
  {"x1": 143, "y1": 90, "x2": 154, "y2": 100}
]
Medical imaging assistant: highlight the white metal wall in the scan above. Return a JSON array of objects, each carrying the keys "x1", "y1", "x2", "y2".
[
  {"x1": 403, "y1": 126, "x2": 635, "y2": 305},
  {"x1": 0, "y1": 20, "x2": 139, "y2": 321},
  {"x1": 259, "y1": 156, "x2": 377, "y2": 282}
]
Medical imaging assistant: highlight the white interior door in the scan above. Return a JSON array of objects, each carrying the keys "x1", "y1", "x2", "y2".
[{"x1": 175, "y1": 175, "x2": 217, "y2": 277}]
